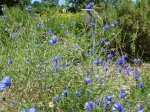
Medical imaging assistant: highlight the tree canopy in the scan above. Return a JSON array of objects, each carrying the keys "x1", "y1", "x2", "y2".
[{"x1": 0, "y1": 0, "x2": 30, "y2": 7}]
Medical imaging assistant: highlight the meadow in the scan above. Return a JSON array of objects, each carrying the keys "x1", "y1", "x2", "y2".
[{"x1": 0, "y1": 3, "x2": 150, "y2": 112}]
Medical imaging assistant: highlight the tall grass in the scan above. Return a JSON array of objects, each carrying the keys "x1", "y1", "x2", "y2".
[{"x1": 0, "y1": 6, "x2": 150, "y2": 112}]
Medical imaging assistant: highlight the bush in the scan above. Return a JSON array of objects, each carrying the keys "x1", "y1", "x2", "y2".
[
  {"x1": 92, "y1": 0, "x2": 150, "y2": 60},
  {"x1": 116, "y1": 0, "x2": 150, "y2": 59}
]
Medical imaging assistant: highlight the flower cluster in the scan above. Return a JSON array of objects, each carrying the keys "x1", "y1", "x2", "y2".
[
  {"x1": 84, "y1": 100, "x2": 95, "y2": 110},
  {"x1": 112, "y1": 102, "x2": 124, "y2": 112},
  {"x1": 49, "y1": 36, "x2": 57, "y2": 45},
  {"x1": 20, "y1": 106, "x2": 37, "y2": 112},
  {"x1": 1, "y1": 4, "x2": 147, "y2": 112},
  {"x1": 103, "y1": 20, "x2": 118, "y2": 30},
  {"x1": 0, "y1": 77, "x2": 11, "y2": 92}
]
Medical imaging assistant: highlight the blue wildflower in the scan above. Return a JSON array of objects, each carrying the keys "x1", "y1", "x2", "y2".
[
  {"x1": 48, "y1": 28, "x2": 53, "y2": 35},
  {"x1": 84, "y1": 100, "x2": 95, "y2": 110},
  {"x1": 111, "y1": 24, "x2": 115, "y2": 27},
  {"x1": 137, "y1": 104, "x2": 144, "y2": 112},
  {"x1": 71, "y1": 21, "x2": 76, "y2": 26},
  {"x1": 118, "y1": 58, "x2": 125, "y2": 64},
  {"x1": 103, "y1": 25, "x2": 110, "y2": 30},
  {"x1": 20, "y1": 106, "x2": 37, "y2": 112},
  {"x1": 133, "y1": 58, "x2": 141, "y2": 63},
  {"x1": 84, "y1": 78, "x2": 92, "y2": 84},
  {"x1": 107, "y1": 59, "x2": 112, "y2": 63},
  {"x1": 2, "y1": 15, "x2": 6, "y2": 20},
  {"x1": 116, "y1": 67, "x2": 123, "y2": 72},
  {"x1": 1, "y1": 76, "x2": 11, "y2": 87},
  {"x1": 101, "y1": 39, "x2": 110, "y2": 45},
  {"x1": 113, "y1": 20, "x2": 119, "y2": 25},
  {"x1": 49, "y1": 36, "x2": 57, "y2": 45},
  {"x1": 95, "y1": 100, "x2": 102, "y2": 106},
  {"x1": 53, "y1": 65, "x2": 61, "y2": 71},
  {"x1": 26, "y1": 6, "x2": 32, "y2": 11},
  {"x1": 115, "y1": 52, "x2": 119, "y2": 55},
  {"x1": 138, "y1": 82, "x2": 144, "y2": 88},
  {"x1": 125, "y1": 100, "x2": 131, "y2": 103},
  {"x1": 107, "y1": 54, "x2": 113, "y2": 59},
  {"x1": 52, "y1": 54, "x2": 60, "y2": 62},
  {"x1": 93, "y1": 59, "x2": 103, "y2": 65},
  {"x1": 64, "y1": 62, "x2": 71, "y2": 67},
  {"x1": 123, "y1": 54, "x2": 128, "y2": 59},
  {"x1": 112, "y1": 102, "x2": 124, "y2": 112},
  {"x1": 105, "y1": 41, "x2": 110, "y2": 45},
  {"x1": 103, "y1": 95, "x2": 112, "y2": 104},
  {"x1": 89, "y1": 22, "x2": 95, "y2": 26},
  {"x1": 86, "y1": 2, "x2": 94, "y2": 9},
  {"x1": 104, "y1": 66, "x2": 109, "y2": 71},
  {"x1": 20, "y1": 107, "x2": 29, "y2": 112},
  {"x1": 124, "y1": 64, "x2": 129, "y2": 68},
  {"x1": 126, "y1": 67, "x2": 131, "y2": 71},
  {"x1": 124, "y1": 67, "x2": 131, "y2": 76},
  {"x1": 111, "y1": 20, "x2": 118, "y2": 26},
  {"x1": 133, "y1": 72, "x2": 140, "y2": 80},
  {"x1": 53, "y1": 95, "x2": 60, "y2": 102},
  {"x1": 119, "y1": 88, "x2": 126, "y2": 99},
  {"x1": 124, "y1": 69, "x2": 130, "y2": 76},
  {"x1": 62, "y1": 89, "x2": 68, "y2": 96},
  {"x1": 8, "y1": 59, "x2": 13, "y2": 64},
  {"x1": 101, "y1": 47, "x2": 106, "y2": 52},
  {"x1": 29, "y1": 106, "x2": 37, "y2": 112},
  {"x1": 74, "y1": 44, "x2": 79, "y2": 48},
  {"x1": 0, "y1": 82, "x2": 6, "y2": 91},
  {"x1": 133, "y1": 67, "x2": 139, "y2": 71},
  {"x1": 116, "y1": 58, "x2": 125, "y2": 65},
  {"x1": 11, "y1": 32, "x2": 18, "y2": 39}
]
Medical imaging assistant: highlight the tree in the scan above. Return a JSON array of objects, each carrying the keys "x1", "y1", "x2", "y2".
[
  {"x1": 42, "y1": 0, "x2": 59, "y2": 6},
  {"x1": 0, "y1": 0, "x2": 30, "y2": 7},
  {"x1": 32, "y1": 1, "x2": 42, "y2": 7},
  {"x1": 54, "y1": 0, "x2": 59, "y2": 5},
  {"x1": 0, "y1": 0, "x2": 19, "y2": 6}
]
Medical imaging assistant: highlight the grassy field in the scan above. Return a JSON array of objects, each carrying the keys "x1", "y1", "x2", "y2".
[{"x1": 0, "y1": 6, "x2": 150, "y2": 112}]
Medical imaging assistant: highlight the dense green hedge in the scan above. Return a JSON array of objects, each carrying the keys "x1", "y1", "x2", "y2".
[
  {"x1": 116, "y1": 0, "x2": 150, "y2": 60},
  {"x1": 93, "y1": 0, "x2": 150, "y2": 60}
]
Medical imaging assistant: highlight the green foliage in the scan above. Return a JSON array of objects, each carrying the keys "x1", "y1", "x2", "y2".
[
  {"x1": 0, "y1": 1, "x2": 150, "y2": 112},
  {"x1": 83, "y1": 0, "x2": 150, "y2": 59},
  {"x1": 0, "y1": 0, "x2": 19, "y2": 6},
  {"x1": 42, "y1": 0, "x2": 59, "y2": 6},
  {"x1": 0, "y1": 0, "x2": 30, "y2": 7},
  {"x1": 116, "y1": 0, "x2": 150, "y2": 58}
]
